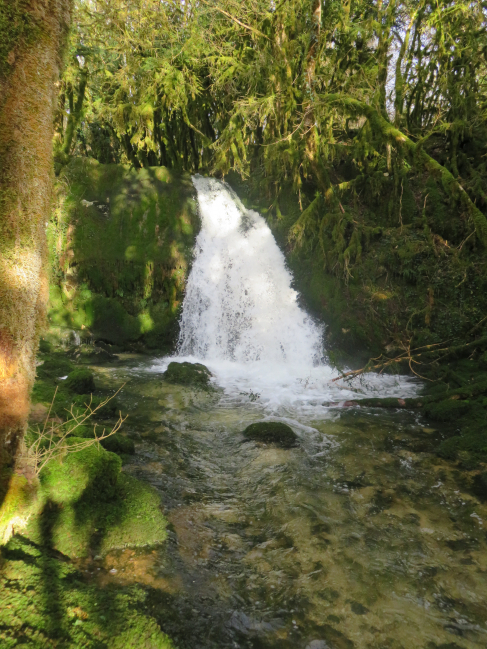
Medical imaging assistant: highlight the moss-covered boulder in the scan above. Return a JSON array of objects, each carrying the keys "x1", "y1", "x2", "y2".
[
  {"x1": 243, "y1": 421, "x2": 298, "y2": 448},
  {"x1": 472, "y1": 472, "x2": 487, "y2": 501},
  {"x1": 37, "y1": 355, "x2": 75, "y2": 379},
  {"x1": 99, "y1": 434, "x2": 135, "y2": 456},
  {"x1": 423, "y1": 398, "x2": 471, "y2": 421},
  {"x1": 162, "y1": 361, "x2": 213, "y2": 388},
  {"x1": 22, "y1": 438, "x2": 166, "y2": 557},
  {"x1": 72, "y1": 425, "x2": 135, "y2": 456},
  {"x1": 72, "y1": 394, "x2": 120, "y2": 419},
  {"x1": 64, "y1": 369, "x2": 96, "y2": 394}
]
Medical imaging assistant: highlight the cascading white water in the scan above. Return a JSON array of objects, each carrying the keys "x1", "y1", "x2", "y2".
[
  {"x1": 178, "y1": 176, "x2": 323, "y2": 366},
  {"x1": 152, "y1": 176, "x2": 417, "y2": 413}
]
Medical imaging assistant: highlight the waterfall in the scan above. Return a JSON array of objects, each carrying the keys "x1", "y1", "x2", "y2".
[
  {"x1": 178, "y1": 176, "x2": 323, "y2": 366},
  {"x1": 158, "y1": 176, "x2": 417, "y2": 411}
]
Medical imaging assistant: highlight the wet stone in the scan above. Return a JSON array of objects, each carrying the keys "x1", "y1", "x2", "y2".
[
  {"x1": 242, "y1": 421, "x2": 298, "y2": 448},
  {"x1": 162, "y1": 361, "x2": 213, "y2": 388},
  {"x1": 306, "y1": 641, "x2": 329, "y2": 649}
]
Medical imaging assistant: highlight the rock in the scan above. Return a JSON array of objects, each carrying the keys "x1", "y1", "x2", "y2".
[
  {"x1": 162, "y1": 361, "x2": 213, "y2": 388},
  {"x1": 306, "y1": 641, "x2": 329, "y2": 649},
  {"x1": 99, "y1": 434, "x2": 135, "y2": 456},
  {"x1": 65, "y1": 369, "x2": 96, "y2": 394},
  {"x1": 472, "y1": 471, "x2": 487, "y2": 501},
  {"x1": 72, "y1": 394, "x2": 119, "y2": 419},
  {"x1": 73, "y1": 345, "x2": 117, "y2": 363},
  {"x1": 242, "y1": 421, "x2": 298, "y2": 448}
]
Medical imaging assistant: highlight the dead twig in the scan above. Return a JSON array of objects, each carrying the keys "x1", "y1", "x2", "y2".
[{"x1": 25, "y1": 384, "x2": 127, "y2": 478}]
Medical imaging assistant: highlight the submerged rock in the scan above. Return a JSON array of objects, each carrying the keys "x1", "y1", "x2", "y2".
[
  {"x1": 162, "y1": 361, "x2": 213, "y2": 388},
  {"x1": 243, "y1": 421, "x2": 298, "y2": 448}
]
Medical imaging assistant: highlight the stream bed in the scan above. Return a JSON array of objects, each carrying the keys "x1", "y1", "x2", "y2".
[{"x1": 87, "y1": 354, "x2": 487, "y2": 649}]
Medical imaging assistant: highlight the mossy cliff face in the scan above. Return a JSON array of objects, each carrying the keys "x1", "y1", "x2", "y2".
[{"x1": 48, "y1": 158, "x2": 198, "y2": 349}]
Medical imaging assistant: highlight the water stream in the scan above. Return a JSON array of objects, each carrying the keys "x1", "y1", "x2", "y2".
[{"x1": 89, "y1": 178, "x2": 487, "y2": 648}]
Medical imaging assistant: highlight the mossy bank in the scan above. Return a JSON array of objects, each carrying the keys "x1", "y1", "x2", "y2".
[{"x1": 48, "y1": 158, "x2": 199, "y2": 350}]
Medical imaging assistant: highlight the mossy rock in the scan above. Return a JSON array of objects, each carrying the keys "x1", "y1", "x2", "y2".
[
  {"x1": 64, "y1": 369, "x2": 96, "y2": 394},
  {"x1": 72, "y1": 426, "x2": 135, "y2": 456},
  {"x1": 437, "y1": 429, "x2": 487, "y2": 463},
  {"x1": 472, "y1": 472, "x2": 487, "y2": 502},
  {"x1": 22, "y1": 438, "x2": 166, "y2": 557},
  {"x1": 72, "y1": 394, "x2": 120, "y2": 419},
  {"x1": 37, "y1": 355, "x2": 75, "y2": 379},
  {"x1": 0, "y1": 471, "x2": 35, "y2": 545},
  {"x1": 73, "y1": 344, "x2": 118, "y2": 363},
  {"x1": 423, "y1": 398, "x2": 471, "y2": 421},
  {"x1": 243, "y1": 421, "x2": 298, "y2": 448},
  {"x1": 90, "y1": 295, "x2": 141, "y2": 345},
  {"x1": 38, "y1": 438, "x2": 122, "y2": 505},
  {"x1": 99, "y1": 434, "x2": 135, "y2": 456},
  {"x1": 162, "y1": 361, "x2": 213, "y2": 388}
]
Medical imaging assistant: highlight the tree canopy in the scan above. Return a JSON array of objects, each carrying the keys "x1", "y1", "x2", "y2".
[{"x1": 56, "y1": 0, "x2": 487, "y2": 270}]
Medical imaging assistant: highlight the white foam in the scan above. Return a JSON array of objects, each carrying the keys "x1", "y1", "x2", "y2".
[{"x1": 146, "y1": 176, "x2": 418, "y2": 415}]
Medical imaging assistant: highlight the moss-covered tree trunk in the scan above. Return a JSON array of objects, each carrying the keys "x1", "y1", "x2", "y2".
[{"x1": 0, "y1": 0, "x2": 71, "y2": 476}]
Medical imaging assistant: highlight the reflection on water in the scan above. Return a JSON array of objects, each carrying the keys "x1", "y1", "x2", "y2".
[{"x1": 92, "y1": 356, "x2": 487, "y2": 649}]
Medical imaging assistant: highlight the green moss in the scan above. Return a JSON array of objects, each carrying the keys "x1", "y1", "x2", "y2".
[
  {"x1": 98, "y1": 434, "x2": 135, "y2": 456},
  {"x1": 71, "y1": 425, "x2": 135, "y2": 456},
  {"x1": 22, "y1": 438, "x2": 167, "y2": 558},
  {"x1": 0, "y1": 471, "x2": 35, "y2": 544},
  {"x1": 37, "y1": 355, "x2": 75, "y2": 379},
  {"x1": 423, "y1": 399, "x2": 472, "y2": 421},
  {"x1": 72, "y1": 394, "x2": 120, "y2": 419},
  {"x1": 65, "y1": 369, "x2": 96, "y2": 394},
  {"x1": 0, "y1": 0, "x2": 41, "y2": 74},
  {"x1": 162, "y1": 361, "x2": 213, "y2": 388},
  {"x1": 437, "y1": 429, "x2": 487, "y2": 463},
  {"x1": 243, "y1": 421, "x2": 298, "y2": 448},
  {"x1": 0, "y1": 537, "x2": 174, "y2": 648},
  {"x1": 49, "y1": 158, "x2": 199, "y2": 349}
]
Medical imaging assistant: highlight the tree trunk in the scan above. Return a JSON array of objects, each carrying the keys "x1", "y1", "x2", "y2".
[{"x1": 0, "y1": 0, "x2": 71, "y2": 477}]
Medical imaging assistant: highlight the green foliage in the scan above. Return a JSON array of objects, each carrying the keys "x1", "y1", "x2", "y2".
[{"x1": 72, "y1": 394, "x2": 119, "y2": 419}]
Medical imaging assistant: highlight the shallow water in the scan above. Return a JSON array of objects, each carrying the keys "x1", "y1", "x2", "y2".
[{"x1": 89, "y1": 355, "x2": 487, "y2": 649}]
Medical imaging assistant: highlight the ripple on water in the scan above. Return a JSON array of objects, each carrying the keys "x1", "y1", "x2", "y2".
[{"x1": 89, "y1": 357, "x2": 487, "y2": 649}]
